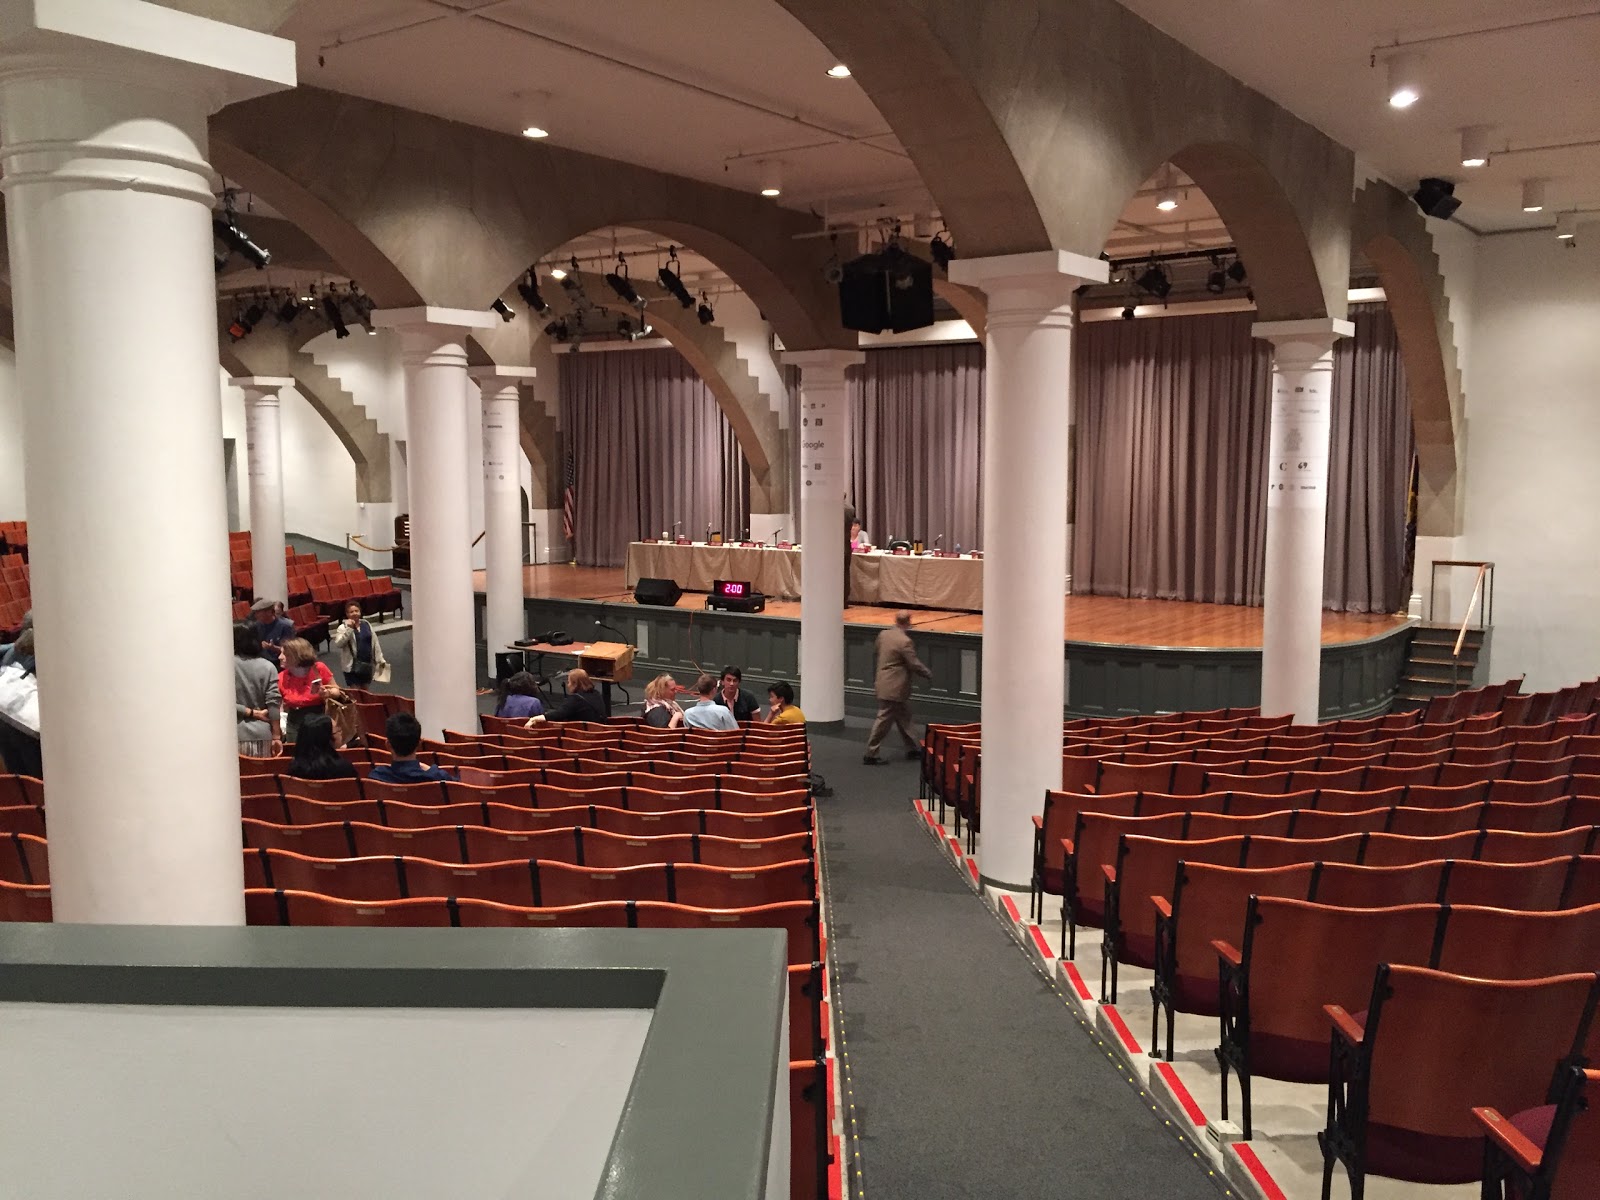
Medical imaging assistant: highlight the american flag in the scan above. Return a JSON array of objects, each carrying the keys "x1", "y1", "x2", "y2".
[{"x1": 562, "y1": 449, "x2": 576, "y2": 555}]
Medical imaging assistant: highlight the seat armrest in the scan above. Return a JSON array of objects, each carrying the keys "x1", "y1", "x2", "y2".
[
  {"x1": 1101, "y1": 864, "x2": 1117, "y2": 884},
  {"x1": 1472, "y1": 1106, "x2": 1544, "y2": 1175},
  {"x1": 1060, "y1": 837, "x2": 1074, "y2": 857},
  {"x1": 1211, "y1": 938, "x2": 1242, "y2": 967},
  {"x1": 1031, "y1": 815, "x2": 1044, "y2": 830},
  {"x1": 1151, "y1": 895, "x2": 1172, "y2": 919},
  {"x1": 1325, "y1": 1004, "x2": 1364, "y2": 1046}
]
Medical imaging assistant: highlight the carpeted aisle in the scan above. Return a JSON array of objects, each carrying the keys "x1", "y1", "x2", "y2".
[{"x1": 809, "y1": 726, "x2": 1225, "y2": 1200}]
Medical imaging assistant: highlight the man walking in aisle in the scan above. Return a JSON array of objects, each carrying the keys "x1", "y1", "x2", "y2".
[{"x1": 864, "y1": 610, "x2": 931, "y2": 764}]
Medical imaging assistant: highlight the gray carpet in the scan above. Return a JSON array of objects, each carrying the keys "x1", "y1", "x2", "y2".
[{"x1": 810, "y1": 725, "x2": 1225, "y2": 1200}]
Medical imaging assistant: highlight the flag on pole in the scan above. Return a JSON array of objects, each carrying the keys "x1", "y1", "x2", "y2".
[{"x1": 562, "y1": 449, "x2": 576, "y2": 561}]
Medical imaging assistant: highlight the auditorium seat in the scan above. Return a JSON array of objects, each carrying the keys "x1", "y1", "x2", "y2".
[
  {"x1": 0, "y1": 805, "x2": 45, "y2": 837},
  {"x1": 281, "y1": 776, "x2": 364, "y2": 804},
  {"x1": 1434, "y1": 902, "x2": 1600, "y2": 980},
  {"x1": 1404, "y1": 779, "x2": 1490, "y2": 807},
  {"x1": 1481, "y1": 826, "x2": 1597, "y2": 862},
  {"x1": 242, "y1": 818, "x2": 353, "y2": 859},
  {"x1": 1214, "y1": 897, "x2": 1443, "y2": 1134},
  {"x1": 1310, "y1": 860, "x2": 1448, "y2": 908},
  {"x1": 1564, "y1": 856, "x2": 1600, "y2": 906},
  {"x1": 671, "y1": 860, "x2": 816, "y2": 907},
  {"x1": 461, "y1": 826, "x2": 581, "y2": 864},
  {"x1": 1060, "y1": 811, "x2": 1187, "y2": 953},
  {"x1": 454, "y1": 898, "x2": 630, "y2": 929},
  {"x1": 1320, "y1": 965, "x2": 1600, "y2": 1191},
  {"x1": 590, "y1": 806, "x2": 700, "y2": 837},
  {"x1": 533, "y1": 860, "x2": 670, "y2": 905},
  {"x1": 378, "y1": 800, "x2": 480, "y2": 829},
  {"x1": 402, "y1": 857, "x2": 536, "y2": 905},
  {"x1": 1385, "y1": 802, "x2": 1482, "y2": 837},
  {"x1": 577, "y1": 828, "x2": 698, "y2": 867},
  {"x1": 348, "y1": 823, "x2": 464, "y2": 863},
  {"x1": 626, "y1": 786, "x2": 718, "y2": 813},
  {"x1": 1474, "y1": 1066, "x2": 1600, "y2": 1200},
  {"x1": 1363, "y1": 830, "x2": 1481, "y2": 866},
  {"x1": 701, "y1": 808, "x2": 813, "y2": 840},
  {"x1": 634, "y1": 899, "x2": 822, "y2": 966},
  {"x1": 283, "y1": 796, "x2": 382, "y2": 826},
  {"x1": 275, "y1": 890, "x2": 455, "y2": 927},
  {"x1": 261, "y1": 849, "x2": 403, "y2": 900},
  {"x1": 1243, "y1": 832, "x2": 1367, "y2": 868},
  {"x1": 695, "y1": 832, "x2": 815, "y2": 869},
  {"x1": 362, "y1": 778, "x2": 448, "y2": 806}
]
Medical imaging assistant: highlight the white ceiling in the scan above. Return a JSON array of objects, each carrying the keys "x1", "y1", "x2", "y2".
[{"x1": 1118, "y1": 0, "x2": 1600, "y2": 234}]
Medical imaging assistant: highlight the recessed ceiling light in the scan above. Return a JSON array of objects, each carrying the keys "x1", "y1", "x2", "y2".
[
  {"x1": 1387, "y1": 53, "x2": 1421, "y2": 109},
  {"x1": 1460, "y1": 126, "x2": 1490, "y2": 168},
  {"x1": 522, "y1": 126, "x2": 549, "y2": 139},
  {"x1": 761, "y1": 186, "x2": 781, "y2": 197},
  {"x1": 759, "y1": 160, "x2": 783, "y2": 198},
  {"x1": 1522, "y1": 179, "x2": 1546, "y2": 213},
  {"x1": 1557, "y1": 212, "x2": 1578, "y2": 240},
  {"x1": 826, "y1": 64, "x2": 851, "y2": 78},
  {"x1": 1154, "y1": 165, "x2": 1179, "y2": 211}
]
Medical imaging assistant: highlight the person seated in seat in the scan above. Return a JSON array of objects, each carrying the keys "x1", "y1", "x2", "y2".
[
  {"x1": 849, "y1": 520, "x2": 870, "y2": 550},
  {"x1": 766, "y1": 680, "x2": 806, "y2": 725},
  {"x1": 642, "y1": 673, "x2": 686, "y2": 728},
  {"x1": 251, "y1": 598, "x2": 296, "y2": 669},
  {"x1": 714, "y1": 665, "x2": 762, "y2": 723},
  {"x1": 540, "y1": 667, "x2": 608, "y2": 723},
  {"x1": 683, "y1": 672, "x2": 739, "y2": 731},
  {"x1": 368, "y1": 711, "x2": 454, "y2": 782},
  {"x1": 284, "y1": 713, "x2": 357, "y2": 780},
  {"x1": 494, "y1": 670, "x2": 545, "y2": 721},
  {"x1": 0, "y1": 609, "x2": 31, "y2": 667}
]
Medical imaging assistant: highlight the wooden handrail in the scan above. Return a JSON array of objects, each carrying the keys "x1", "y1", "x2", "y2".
[{"x1": 1454, "y1": 564, "x2": 1488, "y2": 660}]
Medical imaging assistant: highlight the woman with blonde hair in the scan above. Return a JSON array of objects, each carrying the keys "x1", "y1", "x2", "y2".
[
  {"x1": 278, "y1": 636, "x2": 335, "y2": 743},
  {"x1": 642, "y1": 674, "x2": 685, "y2": 728},
  {"x1": 544, "y1": 666, "x2": 608, "y2": 723}
]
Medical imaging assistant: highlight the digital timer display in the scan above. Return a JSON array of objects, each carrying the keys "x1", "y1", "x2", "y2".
[{"x1": 713, "y1": 580, "x2": 749, "y2": 598}]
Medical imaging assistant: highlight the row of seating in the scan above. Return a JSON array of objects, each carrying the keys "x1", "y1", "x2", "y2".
[
  {"x1": 474, "y1": 712, "x2": 807, "y2": 748},
  {"x1": 244, "y1": 778, "x2": 810, "y2": 813},
  {"x1": 422, "y1": 737, "x2": 812, "y2": 770},
  {"x1": 1030, "y1": 783, "x2": 1600, "y2": 921},
  {"x1": 1213, "y1": 897, "x2": 1600, "y2": 1150},
  {"x1": 248, "y1": 804, "x2": 814, "y2": 845}
]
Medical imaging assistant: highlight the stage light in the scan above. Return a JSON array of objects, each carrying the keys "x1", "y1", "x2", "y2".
[
  {"x1": 1227, "y1": 259, "x2": 1248, "y2": 283},
  {"x1": 346, "y1": 285, "x2": 376, "y2": 333},
  {"x1": 1387, "y1": 53, "x2": 1422, "y2": 108},
  {"x1": 522, "y1": 126, "x2": 549, "y2": 139},
  {"x1": 242, "y1": 302, "x2": 265, "y2": 330},
  {"x1": 1460, "y1": 125, "x2": 1491, "y2": 168},
  {"x1": 517, "y1": 271, "x2": 549, "y2": 313},
  {"x1": 1155, "y1": 167, "x2": 1179, "y2": 212},
  {"x1": 213, "y1": 217, "x2": 271, "y2": 269},
  {"x1": 1413, "y1": 177, "x2": 1461, "y2": 220},
  {"x1": 1557, "y1": 212, "x2": 1578, "y2": 240},
  {"x1": 1206, "y1": 257, "x2": 1228, "y2": 294},
  {"x1": 759, "y1": 160, "x2": 782, "y2": 198},
  {"x1": 549, "y1": 266, "x2": 567, "y2": 280},
  {"x1": 543, "y1": 318, "x2": 570, "y2": 342},
  {"x1": 322, "y1": 294, "x2": 350, "y2": 339},
  {"x1": 658, "y1": 246, "x2": 694, "y2": 307},
  {"x1": 1136, "y1": 262, "x2": 1171, "y2": 299},
  {"x1": 491, "y1": 297, "x2": 515, "y2": 322},
  {"x1": 1120, "y1": 304, "x2": 1136, "y2": 321},
  {"x1": 697, "y1": 293, "x2": 715, "y2": 325},
  {"x1": 277, "y1": 297, "x2": 303, "y2": 324},
  {"x1": 616, "y1": 316, "x2": 634, "y2": 336},
  {"x1": 929, "y1": 233, "x2": 955, "y2": 269},
  {"x1": 605, "y1": 254, "x2": 640, "y2": 304},
  {"x1": 1522, "y1": 178, "x2": 1547, "y2": 212},
  {"x1": 826, "y1": 63, "x2": 851, "y2": 78}
]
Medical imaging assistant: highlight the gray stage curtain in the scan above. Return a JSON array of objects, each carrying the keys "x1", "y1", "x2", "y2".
[
  {"x1": 1071, "y1": 306, "x2": 1413, "y2": 613},
  {"x1": 845, "y1": 343, "x2": 985, "y2": 551},
  {"x1": 560, "y1": 348, "x2": 750, "y2": 567}
]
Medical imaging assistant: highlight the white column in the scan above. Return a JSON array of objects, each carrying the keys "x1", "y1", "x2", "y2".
[
  {"x1": 472, "y1": 366, "x2": 535, "y2": 676},
  {"x1": 235, "y1": 376, "x2": 293, "y2": 607},
  {"x1": 783, "y1": 349, "x2": 864, "y2": 726},
  {"x1": 1254, "y1": 319, "x2": 1353, "y2": 724},
  {"x1": 373, "y1": 307, "x2": 497, "y2": 737},
  {"x1": 0, "y1": 1, "x2": 293, "y2": 923},
  {"x1": 950, "y1": 250, "x2": 1108, "y2": 889}
]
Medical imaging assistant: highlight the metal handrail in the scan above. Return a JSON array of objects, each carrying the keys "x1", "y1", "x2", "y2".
[{"x1": 1452, "y1": 564, "x2": 1488, "y2": 686}]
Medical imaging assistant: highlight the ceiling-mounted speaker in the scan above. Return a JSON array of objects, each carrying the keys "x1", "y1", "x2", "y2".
[{"x1": 1412, "y1": 177, "x2": 1461, "y2": 220}]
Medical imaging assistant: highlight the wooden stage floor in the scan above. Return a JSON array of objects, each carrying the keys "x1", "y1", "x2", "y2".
[{"x1": 475, "y1": 564, "x2": 1408, "y2": 651}]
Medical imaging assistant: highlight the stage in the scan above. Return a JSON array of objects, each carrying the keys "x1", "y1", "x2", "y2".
[{"x1": 472, "y1": 565, "x2": 1414, "y2": 722}]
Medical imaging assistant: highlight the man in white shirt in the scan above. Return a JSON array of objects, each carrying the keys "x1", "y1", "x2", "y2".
[{"x1": 682, "y1": 672, "x2": 740, "y2": 731}]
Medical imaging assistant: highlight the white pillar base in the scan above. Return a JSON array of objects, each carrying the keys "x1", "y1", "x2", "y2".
[
  {"x1": 784, "y1": 350, "x2": 863, "y2": 725},
  {"x1": 949, "y1": 250, "x2": 1108, "y2": 888}
]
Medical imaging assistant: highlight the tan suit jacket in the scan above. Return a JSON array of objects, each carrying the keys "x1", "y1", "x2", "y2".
[{"x1": 874, "y1": 624, "x2": 931, "y2": 702}]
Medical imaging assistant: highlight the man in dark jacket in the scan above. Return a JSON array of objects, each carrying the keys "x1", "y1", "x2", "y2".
[{"x1": 864, "y1": 611, "x2": 931, "y2": 764}]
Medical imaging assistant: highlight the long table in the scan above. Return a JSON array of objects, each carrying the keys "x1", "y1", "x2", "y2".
[{"x1": 622, "y1": 541, "x2": 984, "y2": 611}]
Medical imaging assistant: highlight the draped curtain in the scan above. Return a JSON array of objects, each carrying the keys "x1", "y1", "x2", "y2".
[
  {"x1": 845, "y1": 343, "x2": 985, "y2": 551},
  {"x1": 1071, "y1": 305, "x2": 1414, "y2": 613},
  {"x1": 561, "y1": 348, "x2": 750, "y2": 567}
]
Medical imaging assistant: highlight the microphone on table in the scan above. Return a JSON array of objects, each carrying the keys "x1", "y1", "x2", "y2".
[
  {"x1": 671, "y1": 520, "x2": 682, "y2": 538},
  {"x1": 594, "y1": 618, "x2": 631, "y2": 643},
  {"x1": 705, "y1": 522, "x2": 712, "y2": 543},
  {"x1": 770, "y1": 527, "x2": 783, "y2": 547},
  {"x1": 932, "y1": 533, "x2": 945, "y2": 555}
]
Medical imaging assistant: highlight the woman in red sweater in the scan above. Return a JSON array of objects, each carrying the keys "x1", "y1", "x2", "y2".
[{"x1": 278, "y1": 637, "x2": 334, "y2": 743}]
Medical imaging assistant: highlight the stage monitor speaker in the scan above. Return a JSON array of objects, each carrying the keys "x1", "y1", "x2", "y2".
[{"x1": 634, "y1": 577, "x2": 683, "y2": 606}]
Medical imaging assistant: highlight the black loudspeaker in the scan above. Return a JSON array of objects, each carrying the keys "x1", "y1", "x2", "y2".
[
  {"x1": 1413, "y1": 177, "x2": 1461, "y2": 220},
  {"x1": 634, "y1": 577, "x2": 683, "y2": 606},
  {"x1": 838, "y1": 244, "x2": 934, "y2": 333}
]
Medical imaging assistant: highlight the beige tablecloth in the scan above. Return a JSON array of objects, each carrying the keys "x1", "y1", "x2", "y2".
[{"x1": 623, "y1": 542, "x2": 984, "y2": 611}]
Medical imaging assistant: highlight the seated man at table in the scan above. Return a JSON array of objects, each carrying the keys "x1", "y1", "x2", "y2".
[
  {"x1": 714, "y1": 665, "x2": 762, "y2": 723},
  {"x1": 850, "y1": 519, "x2": 871, "y2": 550},
  {"x1": 684, "y1": 672, "x2": 739, "y2": 731}
]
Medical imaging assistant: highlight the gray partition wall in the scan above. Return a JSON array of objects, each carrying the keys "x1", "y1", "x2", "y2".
[{"x1": 0, "y1": 924, "x2": 789, "y2": 1200}]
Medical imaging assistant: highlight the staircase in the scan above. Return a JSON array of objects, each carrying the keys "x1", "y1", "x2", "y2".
[{"x1": 1394, "y1": 624, "x2": 1493, "y2": 711}]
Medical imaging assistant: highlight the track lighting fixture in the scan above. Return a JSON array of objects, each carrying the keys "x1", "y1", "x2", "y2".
[
  {"x1": 605, "y1": 253, "x2": 640, "y2": 304},
  {"x1": 759, "y1": 160, "x2": 782, "y2": 198},
  {"x1": 277, "y1": 296, "x2": 303, "y2": 324},
  {"x1": 616, "y1": 316, "x2": 634, "y2": 337},
  {"x1": 1460, "y1": 126, "x2": 1491, "y2": 169},
  {"x1": 518, "y1": 271, "x2": 549, "y2": 313},
  {"x1": 543, "y1": 318, "x2": 570, "y2": 342},
  {"x1": 213, "y1": 216, "x2": 271, "y2": 269},
  {"x1": 1386, "y1": 53, "x2": 1422, "y2": 109},
  {"x1": 1227, "y1": 259, "x2": 1248, "y2": 284},
  {"x1": 697, "y1": 293, "x2": 715, "y2": 326},
  {"x1": 1557, "y1": 212, "x2": 1578, "y2": 241},
  {"x1": 1206, "y1": 258, "x2": 1228, "y2": 294},
  {"x1": 1522, "y1": 179, "x2": 1547, "y2": 213},
  {"x1": 1136, "y1": 262, "x2": 1171, "y2": 300},
  {"x1": 658, "y1": 246, "x2": 694, "y2": 308},
  {"x1": 929, "y1": 232, "x2": 955, "y2": 269},
  {"x1": 1154, "y1": 166, "x2": 1180, "y2": 212},
  {"x1": 322, "y1": 294, "x2": 350, "y2": 339},
  {"x1": 1120, "y1": 304, "x2": 1136, "y2": 321},
  {"x1": 345, "y1": 285, "x2": 376, "y2": 333},
  {"x1": 491, "y1": 297, "x2": 515, "y2": 322}
]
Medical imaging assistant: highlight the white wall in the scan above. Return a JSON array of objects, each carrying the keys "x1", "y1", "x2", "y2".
[
  {"x1": 715, "y1": 291, "x2": 787, "y2": 428},
  {"x1": 1461, "y1": 228, "x2": 1600, "y2": 690},
  {"x1": 0, "y1": 346, "x2": 27, "y2": 521}
]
